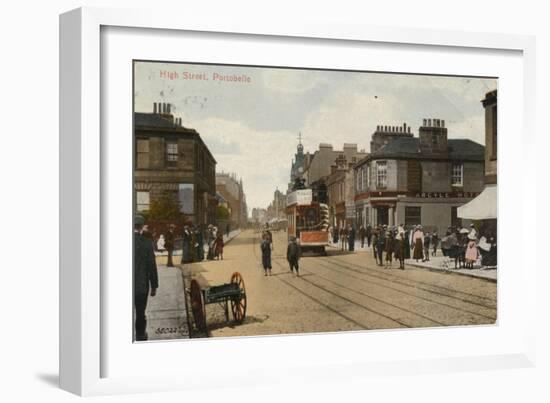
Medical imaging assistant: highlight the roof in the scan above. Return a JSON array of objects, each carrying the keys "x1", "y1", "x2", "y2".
[
  {"x1": 134, "y1": 112, "x2": 179, "y2": 128},
  {"x1": 368, "y1": 137, "x2": 484, "y2": 161}
]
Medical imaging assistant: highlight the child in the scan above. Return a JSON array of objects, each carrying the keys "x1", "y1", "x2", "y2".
[
  {"x1": 261, "y1": 232, "x2": 272, "y2": 276},
  {"x1": 465, "y1": 234, "x2": 479, "y2": 269},
  {"x1": 214, "y1": 233, "x2": 224, "y2": 260}
]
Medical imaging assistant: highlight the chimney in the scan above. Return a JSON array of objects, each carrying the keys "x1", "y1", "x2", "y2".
[
  {"x1": 423, "y1": 119, "x2": 427, "y2": 126},
  {"x1": 441, "y1": 119, "x2": 445, "y2": 128},
  {"x1": 167, "y1": 103, "x2": 171, "y2": 114},
  {"x1": 408, "y1": 127, "x2": 411, "y2": 133},
  {"x1": 153, "y1": 102, "x2": 157, "y2": 114}
]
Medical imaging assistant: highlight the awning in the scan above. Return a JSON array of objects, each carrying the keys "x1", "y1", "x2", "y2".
[{"x1": 457, "y1": 185, "x2": 497, "y2": 220}]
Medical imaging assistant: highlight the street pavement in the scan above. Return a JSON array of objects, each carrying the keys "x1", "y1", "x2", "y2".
[{"x1": 174, "y1": 229, "x2": 497, "y2": 339}]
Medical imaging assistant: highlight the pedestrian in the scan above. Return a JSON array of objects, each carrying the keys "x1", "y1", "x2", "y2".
[
  {"x1": 423, "y1": 231, "x2": 431, "y2": 262},
  {"x1": 403, "y1": 227, "x2": 411, "y2": 259},
  {"x1": 226, "y1": 223, "x2": 230, "y2": 237},
  {"x1": 359, "y1": 225, "x2": 366, "y2": 248},
  {"x1": 376, "y1": 227, "x2": 386, "y2": 266},
  {"x1": 134, "y1": 215, "x2": 158, "y2": 341},
  {"x1": 165, "y1": 224, "x2": 175, "y2": 267},
  {"x1": 206, "y1": 225, "x2": 215, "y2": 260},
  {"x1": 432, "y1": 232, "x2": 439, "y2": 256},
  {"x1": 194, "y1": 226, "x2": 203, "y2": 261},
  {"x1": 214, "y1": 232, "x2": 224, "y2": 260},
  {"x1": 394, "y1": 231, "x2": 406, "y2": 270},
  {"x1": 468, "y1": 223, "x2": 477, "y2": 240},
  {"x1": 412, "y1": 225, "x2": 424, "y2": 262},
  {"x1": 287, "y1": 235, "x2": 301, "y2": 276},
  {"x1": 181, "y1": 225, "x2": 192, "y2": 264},
  {"x1": 372, "y1": 229, "x2": 379, "y2": 263},
  {"x1": 340, "y1": 225, "x2": 348, "y2": 251},
  {"x1": 366, "y1": 224, "x2": 372, "y2": 247},
  {"x1": 333, "y1": 225, "x2": 339, "y2": 244},
  {"x1": 348, "y1": 225, "x2": 356, "y2": 252},
  {"x1": 261, "y1": 232, "x2": 272, "y2": 276},
  {"x1": 156, "y1": 234, "x2": 166, "y2": 252},
  {"x1": 384, "y1": 230, "x2": 394, "y2": 269},
  {"x1": 465, "y1": 233, "x2": 479, "y2": 269}
]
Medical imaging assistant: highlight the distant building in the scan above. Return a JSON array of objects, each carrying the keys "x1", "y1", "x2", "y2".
[
  {"x1": 301, "y1": 143, "x2": 367, "y2": 187},
  {"x1": 134, "y1": 102, "x2": 217, "y2": 226},
  {"x1": 267, "y1": 188, "x2": 287, "y2": 220},
  {"x1": 216, "y1": 172, "x2": 248, "y2": 228},
  {"x1": 251, "y1": 207, "x2": 268, "y2": 225},
  {"x1": 326, "y1": 155, "x2": 356, "y2": 228},
  {"x1": 289, "y1": 134, "x2": 309, "y2": 190},
  {"x1": 354, "y1": 118, "x2": 485, "y2": 235}
]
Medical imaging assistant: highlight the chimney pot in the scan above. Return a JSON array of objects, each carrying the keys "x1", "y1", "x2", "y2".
[
  {"x1": 167, "y1": 103, "x2": 171, "y2": 114},
  {"x1": 408, "y1": 127, "x2": 411, "y2": 133},
  {"x1": 423, "y1": 119, "x2": 427, "y2": 126},
  {"x1": 153, "y1": 102, "x2": 157, "y2": 114},
  {"x1": 441, "y1": 119, "x2": 445, "y2": 128}
]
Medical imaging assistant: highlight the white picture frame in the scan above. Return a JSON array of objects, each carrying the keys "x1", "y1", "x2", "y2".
[{"x1": 60, "y1": 7, "x2": 537, "y2": 396}]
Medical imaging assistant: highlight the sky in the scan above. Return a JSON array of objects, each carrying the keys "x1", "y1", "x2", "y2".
[{"x1": 134, "y1": 61, "x2": 497, "y2": 211}]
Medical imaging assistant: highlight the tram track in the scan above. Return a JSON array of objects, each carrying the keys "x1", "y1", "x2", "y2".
[
  {"x1": 323, "y1": 255, "x2": 497, "y2": 310},
  {"x1": 306, "y1": 260, "x2": 495, "y2": 323}
]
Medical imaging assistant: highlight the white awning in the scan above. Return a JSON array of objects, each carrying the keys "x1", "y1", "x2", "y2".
[{"x1": 457, "y1": 185, "x2": 497, "y2": 220}]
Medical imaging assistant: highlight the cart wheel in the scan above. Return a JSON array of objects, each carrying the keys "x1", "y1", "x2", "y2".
[
  {"x1": 189, "y1": 279, "x2": 206, "y2": 331},
  {"x1": 230, "y1": 272, "x2": 247, "y2": 323}
]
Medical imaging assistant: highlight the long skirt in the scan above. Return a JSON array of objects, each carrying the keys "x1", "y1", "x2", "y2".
[{"x1": 413, "y1": 239, "x2": 423, "y2": 260}]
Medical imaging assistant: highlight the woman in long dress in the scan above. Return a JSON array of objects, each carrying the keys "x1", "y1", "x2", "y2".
[{"x1": 412, "y1": 226, "x2": 424, "y2": 262}]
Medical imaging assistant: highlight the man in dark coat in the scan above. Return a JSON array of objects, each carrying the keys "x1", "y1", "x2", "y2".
[
  {"x1": 358, "y1": 225, "x2": 366, "y2": 248},
  {"x1": 376, "y1": 227, "x2": 386, "y2": 266},
  {"x1": 348, "y1": 225, "x2": 356, "y2": 252},
  {"x1": 366, "y1": 224, "x2": 372, "y2": 247},
  {"x1": 134, "y1": 215, "x2": 159, "y2": 341},
  {"x1": 181, "y1": 225, "x2": 192, "y2": 263},
  {"x1": 164, "y1": 224, "x2": 175, "y2": 267},
  {"x1": 287, "y1": 236, "x2": 301, "y2": 276}
]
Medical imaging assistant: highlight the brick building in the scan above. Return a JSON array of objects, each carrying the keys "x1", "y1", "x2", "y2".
[
  {"x1": 216, "y1": 172, "x2": 248, "y2": 228},
  {"x1": 354, "y1": 118, "x2": 485, "y2": 235},
  {"x1": 134, "y1": 103, "x2": 217, "y2": 226}
]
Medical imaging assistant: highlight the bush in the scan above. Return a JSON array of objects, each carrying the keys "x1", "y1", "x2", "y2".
[
  {"x1": 216, "y1": 205, "x2": 230, "y2": 220},
  {"x1": 148, "y1": 191, "x2": 183, "y2": 221}
]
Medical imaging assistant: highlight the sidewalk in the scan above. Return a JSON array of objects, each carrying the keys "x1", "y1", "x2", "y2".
[
  {"x1": 144, "y1": 265, "x2": 190, "y2": 340},
  {"x1": 405, "y1": 255, "x2": 497, "y2": 282},
  {"x1": 331, "y1": 240, "x2": 497, "y2": 282}
]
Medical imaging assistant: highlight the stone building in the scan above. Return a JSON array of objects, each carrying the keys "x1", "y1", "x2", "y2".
[
  {"x1": 216, "y1": 172, "x2": 248, "y2": 229},
  {"x1": 326, "y1": 154, "x2": 356, "y2": 228},
  {"x1": 134, "y1": 102, "x2": 217, "y2": 226},
  {"x1": 458, "y1": 90, "x2": 497, "y2": 234},
  {"x1": 301, "y1": 143, "x2": 367, "y2": 186},
  {"x1": 354, "y1": 118, "x2": 485, "y2": 235},
  {"x1": 267, "y1": 188, "x2": 287, "y2": 220},
  {"x1": 370, "y1": 123, "x2": 414, "y2": 153}
]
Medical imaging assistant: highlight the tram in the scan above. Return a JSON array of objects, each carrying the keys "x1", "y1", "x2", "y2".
[{"x1": 286, "y1": 188, "x2": 330, "y2": 255}]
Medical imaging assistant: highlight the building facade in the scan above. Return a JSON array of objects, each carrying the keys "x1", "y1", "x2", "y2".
[
  {"x1": 216, "y1": 172, "x2": 248, "y2": 229},
  {"x1": 326, "y1": 155, "x2": 356, "y2": 228},
  {"x1": 134, "y1": 103, "x2": 217, "y2": 226},
  {"x1": 354, "y1": 118, "x2": 485, "y2": 235}
]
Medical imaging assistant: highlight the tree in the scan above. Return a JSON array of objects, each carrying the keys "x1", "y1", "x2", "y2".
[
  {"x1": 216, "y1": 205, "x2": 230, "y2": 220},
  {"x1": 148, "y1": 191, "x2": 182, "y2": 221}
]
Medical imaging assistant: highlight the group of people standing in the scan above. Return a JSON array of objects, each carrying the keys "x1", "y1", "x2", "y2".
[
  {"x1": 330, "y1": 225, "x2": 357, "y2": 252},
  {"x1": 259, "y1": 228, "x2": 302, "y2": 277},
  {"x1": 440, "y1": 224, "x2": 496, "y2": 269},
  {"x1": 158, "y1": 223, "x2": 226, "y2": 267}
]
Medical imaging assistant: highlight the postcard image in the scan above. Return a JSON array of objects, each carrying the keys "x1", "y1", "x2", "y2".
[{"x1": 132, "y1": 61, "x2": 497, "y2": 341}]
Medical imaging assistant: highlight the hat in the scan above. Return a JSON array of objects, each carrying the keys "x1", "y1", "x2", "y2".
[
  {"x1": 134, "y1": 215, "x2": 145, "y2": 226},
  {"x1": 468, "y1": 233, "x2": 476, "y2": 240},
  {"x1": 470, "y1": 224, "x2": 475, "y2": 227}
]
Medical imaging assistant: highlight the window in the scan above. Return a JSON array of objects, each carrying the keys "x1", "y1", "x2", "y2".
[
  {"x1": 166, "y1": 141, "x2": 178, "y2": 168},
  {"x1": 178, "y1": 184, "x2": 194, "y2": 214},
  {"x1": 136, "y1": 139, "x2": 149, "y2": 169},
  {"x1": 136, "y1": 191, "x2": 150, "y2": 212},
  {"x1": 376, "y1": 161, "x2": 387, "y2": 189},
  {"x1": 451, "y1": 163, "x2": 463, "y2": 186},
  {"x1": 405, "y1": 206, "x2": 421, "y2": 226},
  {"x1": 365, "y1": 166, "x2": 370, "y2": 189}
]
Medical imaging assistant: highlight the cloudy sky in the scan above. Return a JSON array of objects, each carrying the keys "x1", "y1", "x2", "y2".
[{"x1": 134, "y1": 61, "x2": 497, "y2": 210}]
